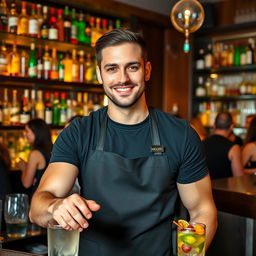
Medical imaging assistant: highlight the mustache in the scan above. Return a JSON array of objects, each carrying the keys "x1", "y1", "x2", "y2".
[{"x1": 110, "y1": 82, "x2": 137, "y2": 89}]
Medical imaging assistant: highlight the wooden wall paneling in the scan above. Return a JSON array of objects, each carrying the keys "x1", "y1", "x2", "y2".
[{"x1": 163, "y1": 29, "x2": 191, "y2": 119}]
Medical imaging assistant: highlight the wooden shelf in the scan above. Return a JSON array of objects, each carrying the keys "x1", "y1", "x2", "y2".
[
  {"x1": 0, "y1": 75, "x2": 103, "y2": 93},
  {"x1": 194, "y1": 95, "x2": 256, "y2": 101},
  {"x1": 0, "y1": 125, "x2": 64, "y2": 130},
  {"x1": 0, "y1": 31, "x2": 93, "y2": 53}
]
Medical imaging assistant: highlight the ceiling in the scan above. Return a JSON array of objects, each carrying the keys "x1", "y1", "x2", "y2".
[{"x1": 114, "y1": 0, "x2": 222, "y2": 16}]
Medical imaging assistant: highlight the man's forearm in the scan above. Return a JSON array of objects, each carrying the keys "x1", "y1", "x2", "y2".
[{"x1": 29, "y1": 191, "x2": 59, "y2": 228}]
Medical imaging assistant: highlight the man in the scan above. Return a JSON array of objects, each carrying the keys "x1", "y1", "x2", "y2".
[
  {"x1": 30, "y1": 28, "x2": 217, "y2": 255},
  {"x1": 203, "y1": 112, "x2": 244, "y2": 179}
]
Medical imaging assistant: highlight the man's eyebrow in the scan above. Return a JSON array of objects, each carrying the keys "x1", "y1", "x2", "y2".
[{"x1": 103, "y1": 62, "x2": 141, "y2": 69}]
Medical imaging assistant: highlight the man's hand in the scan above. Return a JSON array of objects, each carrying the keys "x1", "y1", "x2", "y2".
[{"x1": 49, "y1": 193, "x2": 101, "y2": 232}]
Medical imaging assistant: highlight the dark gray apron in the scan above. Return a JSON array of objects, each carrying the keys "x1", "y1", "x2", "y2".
[{"x1": 78, "y1": 108, "x2": 177, "y2": 256}]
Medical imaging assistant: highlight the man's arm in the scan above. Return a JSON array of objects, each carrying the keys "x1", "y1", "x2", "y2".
[
  {"x1": 177, "y1": 174, "x2": 217, "y2": 250},
  {"x1": 229, "y1": 144, "x2": 244, "y2": 176},
  {"x1": 29, "y1": 162, "x2": 100, "y2": 231}
]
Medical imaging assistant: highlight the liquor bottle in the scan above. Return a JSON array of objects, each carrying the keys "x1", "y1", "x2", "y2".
[
  {"x1": 87, "y1": 93, "x2": 94, "y2": 114},
  {"x1": 195, "y1": 49, "x2": 205, "y2": 70},
  {"x1": 227, "y1": 44, "x2": 234, "y2": 67},
  {"x1": 246, "y1": 38, "x2": 254, "y2": 65},
  {"x1": 101, "y1": 19, "x2": 108, "y2": 36},
  {"x1": 70, "y1": 8, "x2": 78, "y2": 44},
  {"x1": 240, "y1": 43, "x2": 246, "y2": 66},
  {"x1": 84, "y1": 13, "x2": 91, "y2": 46},
  {"x1": 0, "y1": 98, "x2": 2, "y2": 125},
  {"x1": 17, "y1": 1, "x2": 28, "y2": 35},
  {"x1": 85, "y1": 53, "x2": 94, "y2": 83},
  {"x1": 50, "y1": 48, "x2": 58, "y2": 80},
  {"x1": 52, "y1": 92, "x2": 60, "y2": 125},
  {"x1": 63, "y1": 52, "x2": 72, "y2": 82},
  {"x1": 44, "y1": 92, "x2": 52, "y2": 125},
  {"x1": 195, "y1": 77, "x2": 206, "y2": 97},
  {"x1": 56, "y1": 9, "x2": 64, "y2": 41},
  {"x1": 204, "y1": 43, "x2": 213, "y2": 69},
  {"x1": 0, "y1": 41, "x2": 8, "y2": 75},
  {"x1": 108, "y1": 19, "x2": 114, "y2": 32},
  {"x1": 82, "y1": 92, "x2": 89, "y2": 115},
  {"x1": 91, "y1": 17, "x2": 101, "y2": 47},
  {"x1": 220, "y1": 44, "x2": 228, "y2": 67},
  {"x1": 212, "y1": 43, "x2": 221, "y2": 69},
  {"x1": 20, "y1": 49, "x2": 28, "y2": 77},
  {"x1": 43, "y1": 45, "x2": 51, "y2": 80},
  {"x1": 0, "y1": 0, "x2": 8, "y2": 32},
  {"x1": 20, "y1": 89, "x2": 30, "y2": 124},
  {"x1": 66, "y1": 98, "x2": 73, "y2": 121},
  {"x1": 63, "y1": 6, "x2": 71, "y2": 42},
  {"x1": 28, "y1": 3, "x2": 39, "y2": 37},
  {"x1": 58, "y1": 53, "x2": 64, "y2": 81},
  {"x1": 93, "y1": 94, "x2": 101, "y2": 111},
  {"x1": 76, "y1": 92, "x2": 84, "y2": 115},
  {"x1": 92, "y1": 56, "x2": 98, "y2": 84},
  {"x1": 40, "y1": 6, "x2": 49, "y2": 39},
  {"x1": 28, "y1": 43, "x2": 37, "y2": 78},
  {"x1": 36, "y1": 45, "x2": 43, "y2": 79},
  {"x1": 115, "y1": 19, "x2": 121, "y2": 28},
  {"x1": 78, "y1": 50, "x2": 85, "y2": 83},
  {"x1": 8, "y1": 42, "x2": 20, "y2": 76},
  {"x1": 59, "y1": 92, "x2": 67, "y2": 125},
  {"x1": 8, "y1": 0, "x2": 18, "y2": 34},
  {"x1": 2, "y1": 88, "x2": 10, "y2": 125},
  {"x1": 89, "y1": 16, "x2": 95, "y2": 47},
  {"x1": 36, "y1": 4, "x2": 43, "y2": 35},
  {"x1": 30, "y1": 89, "x2": 36, "y2": 119},
  {"x1": 234, "y1": 43, "x2": 240, "y2": 67},
  {"x1": 48, "y1": 8, "x2": 58, "y2": 40},
  {"x1": 10, "y1": 89, "x2": 20, "y2": 125},
  {"x1": 71, "y1": 49, "x2": 79, "y2": 82},
  {"x1": 35, "y1": 90, "x2": 45, "y2": 119},
  {"x1": 77, "y1": 10, "x2": 86, "y2": 43}
]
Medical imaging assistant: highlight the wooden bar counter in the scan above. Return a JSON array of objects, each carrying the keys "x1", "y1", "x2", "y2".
[{"x1": 208, "y1": 174, "x2": 256, "y2": 256}]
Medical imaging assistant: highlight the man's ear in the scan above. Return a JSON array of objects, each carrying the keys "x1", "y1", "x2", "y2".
[
  {"x1": 145, "y1": 61, "x2": 152, "y2": 82},
  {"x1": 96, "y1": 66, "x2": 103, "y2": 84}
]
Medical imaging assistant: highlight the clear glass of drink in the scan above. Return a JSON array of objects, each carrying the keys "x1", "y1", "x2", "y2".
[
  {"x1": 177, "y1": 222, "x2": 206, "y2": 256},
  {"x1": 48, "y1": 223, "x2": 80, "y2": 256},
  {"x1": 4, "y1": 193, "x2": 29, "y2": 238}
]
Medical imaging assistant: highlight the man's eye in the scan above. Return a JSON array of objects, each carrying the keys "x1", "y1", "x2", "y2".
[
  {"x1": 129, "y1": 65, "x2": 139, "y2": 71},
  {"x1": 106, "y1": 67, "x2": 116, "y2": 72}
]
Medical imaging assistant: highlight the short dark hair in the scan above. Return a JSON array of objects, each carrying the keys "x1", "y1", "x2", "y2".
[
  {"x1": 95, "y1": 28, "x2": 147, "y2": 66},
  {"x1": 214, "y1": 112, "x2": 233, "y2": 130},
  {"x1": 27, "y1": 119, "x2": 53, "y2": 157}
]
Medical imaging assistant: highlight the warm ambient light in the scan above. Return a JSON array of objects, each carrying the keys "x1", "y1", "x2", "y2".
[{"x1": 170, "y1": 0, "x2": 205, "y2": 53}]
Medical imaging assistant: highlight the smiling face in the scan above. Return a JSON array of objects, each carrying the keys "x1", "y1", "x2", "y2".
[{"x1": 96, "y1": 43, "x2": 151, "y2": 109}]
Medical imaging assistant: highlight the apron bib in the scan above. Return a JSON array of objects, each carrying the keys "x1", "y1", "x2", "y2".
[{"x1": 78, "y1": 108, "x2": 177, "y2": 256}]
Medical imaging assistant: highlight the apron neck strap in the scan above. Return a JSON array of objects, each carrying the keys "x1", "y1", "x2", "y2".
[{"x1": 96, "y1": 107, "x2": 164, "y2": 155}]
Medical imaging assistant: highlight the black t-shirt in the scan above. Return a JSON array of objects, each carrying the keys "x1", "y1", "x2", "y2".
[
  {"x1": 202, "y1": 134, "x2": 234, "y2": 179},
  {"x1": 50, "y1": 107, "x2": 208, "y2": 184}
]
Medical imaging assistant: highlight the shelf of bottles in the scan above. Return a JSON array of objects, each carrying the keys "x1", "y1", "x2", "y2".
[
  {"x1": 192, "y1": 31, "x2": 256, "y2": 128},
  {"x1": 0, "y1": 0, "x2": 123, "y2": 87}
]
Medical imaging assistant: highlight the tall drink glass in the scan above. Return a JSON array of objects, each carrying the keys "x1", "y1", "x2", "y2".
[
  {"x1": 177, "y1": 222, "x2": 206, "y2": 256},
  {"x1": 4, "y1": 193, "x2": 29, "y2": 238},
  {"x1": 48, "y1": 223, "x2": 80, "y2": 256}
]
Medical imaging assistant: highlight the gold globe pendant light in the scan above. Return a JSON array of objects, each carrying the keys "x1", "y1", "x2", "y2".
[{"x1": 170, "y1": 0, "x2": 205, "y2": 53}]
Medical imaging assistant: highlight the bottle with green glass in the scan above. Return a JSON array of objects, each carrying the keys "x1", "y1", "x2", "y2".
[
  {"x1": 28, "y1": 43, "x2": 37, "y2": 78},
  {"x1": 58, "y1": 53, "x2": 64, "y2": 81},
  {"x1": 77, "y1": 10, "x2": 86, "y2": 43},
  {"x1": 70, "y1": 8, "x2": 78, "y2": 44},
  {"x1": 52, "y1": 92, "x2": 60, "y2": 125},
  {"x1": 63, "y1": 6, "x2": 71, "y2": 42},
  {"x1": 59, "y1": 92, "x2": 67, "y2": 125},
  {"x1": 234, "y1": 43, "x2": 240, "y2": 67}
]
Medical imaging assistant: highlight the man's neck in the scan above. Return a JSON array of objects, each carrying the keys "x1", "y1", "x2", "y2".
[
  {"x1": 107, "y1": 99, "x2": 149, "y2": 125},
  {"x1": 214, "y1": 129, "x2": 230, "y2": 138}
]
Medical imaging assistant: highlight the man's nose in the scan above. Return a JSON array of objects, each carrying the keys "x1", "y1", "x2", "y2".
[{"x1": 118, "y1": 69, "x2": 130, "y2": 84}]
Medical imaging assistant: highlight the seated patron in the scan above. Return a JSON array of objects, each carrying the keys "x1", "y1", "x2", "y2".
[
  {"x1": 202, "y1": 112, "x2": 244, "y2": 179},
  {"x1": 242, "y1": 117, "x2": 256, "y2": 174}
]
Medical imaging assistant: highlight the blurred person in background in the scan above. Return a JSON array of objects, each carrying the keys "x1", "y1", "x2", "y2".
[
  {"x1": 242, "y1": 116, "x2": 256, "y2": 174},
  {"x1": 16, "y1": 119, "x2": 52, "y2": 198},
  {"x1": 202, "y1": 112, "x2": 244, "y2": 179},
  {"x1": 245, "y1": 114, "x2": 256, "y2": 129},
  {"x1": 190, "y1": 114, "x2": 208, "y2": 141},
  {"x1": 228, "y1": 130, "x2": 243, "y2": 147}
]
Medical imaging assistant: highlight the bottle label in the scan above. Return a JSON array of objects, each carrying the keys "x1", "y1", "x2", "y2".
[
  {"x1": 20, "y1": 114, "x2": 30, "y2": 124},
  {"x1": 10, "y1": 107, "x2": 20, "y2": 122},
  {"x1": 72, "y1": 64, "x2": 78, "y2": 81},
  {"x1": 45, "y1": 110, "x2": 52, "y2": 124},
  {"x1": 0, "y1": 58, "x2": 7, "y2": 65},
  {"x1": 41, "y1": 28, "x2": 48, "y2": 38},
  {"x1": 60, "y1": 110, "x2": 67, "y2": 124},
  {"x1": 44, "y1": 60, "x2": 51, "y2": 71},
  {"x1": 64, "y1": 21, "x2": 71, "y2": 28},
  {"x1": 11, "y1": 57, "x2": 20, "y2": 74},
  {"x1": 18, "y1": 19, "x2": 28, "y2": 34},
  {"x1": 71, "y1": 25, "x2": 77, "y2": 39},
  {"x1": 8, "y1": 17, "x2": 18, "y2": 28},
  {"x1": 36, "y1": 110, "x2": 44, "y2": 119},
  {"x1": 28, "y1": 66, "x2": 37, "y2": 77},
  {"x1": 49, "y1": 28, "x2": 58, "y2": 40},
  {"x1": 29, "y1": 19, "x2": 39, "y2": 35},
  {"x1": 59, "y1": 68, "x2": 64, "y2": 80}
]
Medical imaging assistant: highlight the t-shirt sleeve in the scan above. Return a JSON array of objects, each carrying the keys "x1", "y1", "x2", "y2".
[
  {"x1": 50, "y1": 120, "x2": 80, "y2": 167},
  {"x1": 177, "y1": 123, "x2": 209, "y2": 184}
]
